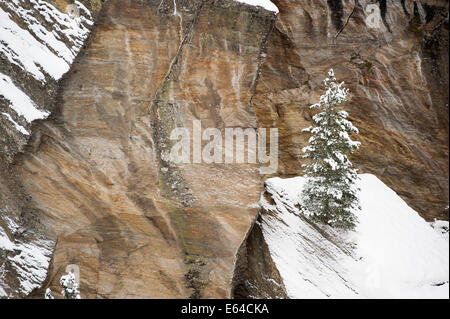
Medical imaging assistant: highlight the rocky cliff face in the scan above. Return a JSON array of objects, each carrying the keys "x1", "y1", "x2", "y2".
[
  {"x1": 1, "y1": 0, "x2": 448, "y2": 298},
  {"x1": 253, "y1": 0, "x2": 448, "y2": 220}
]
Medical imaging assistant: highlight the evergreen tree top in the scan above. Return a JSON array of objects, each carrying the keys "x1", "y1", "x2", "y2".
[{"x1": 312, "y1": 68, "x2": 349, "y2": 109}]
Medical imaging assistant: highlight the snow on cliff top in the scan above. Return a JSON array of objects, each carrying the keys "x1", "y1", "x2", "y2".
[
  {"x1": 234, "y1": 0, "x2": 279, "y2": 13},
  {"x1": 260, "y1": 174, "x2": 449, "y2": 298},
  {"x1": 0, "y1": 214, "x2": 53, "y2": 297}
]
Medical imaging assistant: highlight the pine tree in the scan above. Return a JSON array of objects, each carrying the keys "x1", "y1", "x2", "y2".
[
  {"x1": 301, "y1": 69, "x2": 360, "y2": 229},
  {"x1": 60, "y1": 271, "x2": 81, "y2": 299}
]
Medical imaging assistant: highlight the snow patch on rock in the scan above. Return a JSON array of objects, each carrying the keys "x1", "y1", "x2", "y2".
[
  {"x1": 0, "y1": 216, "x2": 53, "y2": 297},
  {"x1": 1, "y1": 112, "x2": 29, "y2": 135},
  {"x1": 234, "y1": 0, "x2": 278, "y2": 13},
  {"x1": 0, "y1": 72, "x2": 49, "y2": 123}
]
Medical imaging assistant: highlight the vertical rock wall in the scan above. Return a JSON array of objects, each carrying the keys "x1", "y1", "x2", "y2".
[{"x1": 2, "y1": 0, "x2": 277, "y2": 298}]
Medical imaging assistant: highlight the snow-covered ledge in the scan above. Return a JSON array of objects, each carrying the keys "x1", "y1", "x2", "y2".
[{"x1": 259, "y1": 173, "x2": 449, "y2": 298}]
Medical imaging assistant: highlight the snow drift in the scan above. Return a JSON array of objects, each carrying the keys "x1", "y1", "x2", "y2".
[{"x1": 259, "y1": 173, "x2": 449, "y2": 298}]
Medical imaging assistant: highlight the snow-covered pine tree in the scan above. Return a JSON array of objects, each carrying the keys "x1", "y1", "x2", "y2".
[
  {"x1": 301, "y1": 69, "x2": 361, "y2": 229},
  {"x1": 60, "y1": 271, "x2": 81, "y2": 299}
]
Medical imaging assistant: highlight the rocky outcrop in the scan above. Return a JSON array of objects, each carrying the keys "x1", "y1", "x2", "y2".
[
  {"x1": 231, "y1": 220, "x2": 287, "y2": 299},
  {"x1": 1, "y1": 0, "x2": 448, "y2": 299}
]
